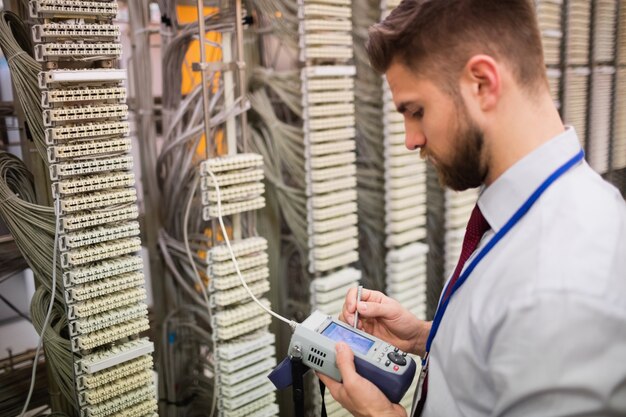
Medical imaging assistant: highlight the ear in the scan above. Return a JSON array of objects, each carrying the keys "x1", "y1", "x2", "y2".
[{"x1": 460, "y1": 54, "x2": 501, "y2": 112}]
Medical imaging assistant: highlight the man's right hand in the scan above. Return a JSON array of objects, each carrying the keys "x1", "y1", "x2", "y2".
[{"x1": 339, "y1": 288, "x2": 431, "y2": 357}]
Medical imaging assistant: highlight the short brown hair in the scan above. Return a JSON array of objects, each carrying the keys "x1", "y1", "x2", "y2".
[{"x1": 367, "y1": 0, "x2": 547, "y2": 94}]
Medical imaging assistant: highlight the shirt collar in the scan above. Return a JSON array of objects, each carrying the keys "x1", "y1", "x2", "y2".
[{"x1": 478, "y1": 127, "x2": 583, "y2": 232}]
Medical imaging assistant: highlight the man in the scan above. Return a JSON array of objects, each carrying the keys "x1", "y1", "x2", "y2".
[{"x1": 316, "y1": 0, "x2": 626, "y2": 416}]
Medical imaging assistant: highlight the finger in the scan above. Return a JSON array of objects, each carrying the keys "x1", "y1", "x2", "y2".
[
  {"x1": 334, "y1": 342, "x2": 358, "y2": 386},
  {"x1": 317, "y1": 372, "x2": 347, "y2": 403},
  {"x1": 356, "y1": 299, "x2": 398, "y2": 320},
  {"x1": 341, "y1": 287, "x2": 358, "y2": 325},
  {"x1": 358, "y1": 288, "x2": 386, "y2": 303}
]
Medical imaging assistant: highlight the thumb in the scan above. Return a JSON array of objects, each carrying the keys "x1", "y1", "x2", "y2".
[{"x1": 335, "y1": 342, "x2": 357, "y2": 382}]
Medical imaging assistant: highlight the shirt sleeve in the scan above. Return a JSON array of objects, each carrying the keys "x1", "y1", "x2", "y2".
[{"x1": 487, "y1": 292, "x2": 626, "y2": 417}]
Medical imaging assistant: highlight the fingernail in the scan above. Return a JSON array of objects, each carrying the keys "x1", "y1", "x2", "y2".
[
  {"x1": 336, "y1": 342, "x2": 347, "y2": 352},
  {"x1": 358, "y1": 302, "x2": 367, "y2": 311}
]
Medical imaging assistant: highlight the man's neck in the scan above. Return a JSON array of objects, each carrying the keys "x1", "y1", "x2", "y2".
[{"x1": 483, "y1": 91, "x2": 565, "y2": 186}]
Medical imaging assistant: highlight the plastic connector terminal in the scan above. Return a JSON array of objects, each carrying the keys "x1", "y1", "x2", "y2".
[
  {"x1": 77, "y1": 355, "x2": 153, "y2": 390},
  {"x1": 63, "y1": 255, "x2": 143, "y2": 286},
  {"x1": 60, "y1": 205, "x2": 138, "y2": 232},
  {"x1": 72, "y1": 317, "x2": 150, "y2": 351},
  {"x1": 312, "y1": 213, "x2": 357, "y2": 233},
  {"x1": 78, "y1": 385, "x2": 155, "y2": 417},
  {"x1": 308, "y1": 152, "x2": 355, "y2": 169},
  {"x1": 45, "y1": 121, "x2": 130, "y2": 144},
  {"x1": 32, "y1": 23, "x2": 120, "y2": 42},
  {"x1": 69, "y1": 303, "x2": 148, "y2": 336},
  {"x1": 201, "y1": 153, "x2": 263, "y2": 174},
  {"x1": 66, "y1": 272, "x2": 145, "y2": 303},
  {"x1": 39, "y1": 69, "x2": 126, "y2": 89},
  {"x1": 310, "y1": 189, "x2": 357, "y2": 209},
  {"x1": 217, "y1": 332, "x2": 275, "y2": 361},
  {"x1": 42, "y1": 86, "x2": 126, "y2": 108},
  {"x1": 218, "y1": 357, "x2": 276, "y2": 386},
  {"x1": 216, "y1": 313, "x2": 272, "y2": 341},
  {"x1": 202, "y1": 182, "x2": 264, "y2": 204},
  {"x1": 200, "y1": 169, "x2": 264, "y2": 189},
  {"x1": 311, "y1": 226, "x2": 358, "y2": 247},
  {"x1": 220, "y1": 382, "x2": 276, "y2": 411},
  {"x1": 76, "y1": 338, "x2": 154, "y2": 374},
  {"x1": 69, "y1": 287, "x2": 146, "y2": 319},
  {"x1": 60, "y1": 221, "x2": 140, "y2": 250},
  {"x1": 209, "y1": 252, "x2": 268, "y2": 277},
  {"x1": 30, "y1": 0, "x2": 119, "y2": 19},
  {"x1": 209, "y1": 237, "x2": 268, "y2": 262},
  {"x1": 312, "y1": 238, "x2": 358, "y2": 260},
  {"x1": 210, "y1": 267, "x2": 269, "y2": 291},
  {"x1": 48, "y1": 138, "x2": 132, "y2": 163},
  {"x1": 62, "y1": 237, "x2": 142, "y2": 268},
  {"x1": 79, "y1": 369, "x2": 153, "y2": 406},
  {"x1": 43, "y1": 104, "x2": 128, "y2": 126},
  {"x1": 220, "y1": 394, "x2": 277, "y2": 417},
  {"x1": 214, "y1": 299, "x2": 271, "y2": 328},
  {"x1": 202, "y1": 196, "x2": 266, "y2": 220},
  {"x1": 218, "y1": 345, "x2": 276, "y2": 373},
  {"x1": 35, "y1": 42, "x2": 122, "y2": 62},
  {"x1": 50, "y1": 156, "x2": 133, "y2": 180},
  {"x1": 211, "y1": 280, "x2": 270, "y2": 307},
  {"x1": 312, "y1": 202, "x2": 357, "y2": 221},
  {"x1": 311, "y1": 250, "x2": 358, "y2": 273},
  {"x1": 302, "y1": 5, "x2": 351, "y2": 19},
  {"x1": 53, "y1": 172, "x2": 134, "y2": 196},
  {"x1": 311, "y1": 267, "x2": 361, "y2": 292}
]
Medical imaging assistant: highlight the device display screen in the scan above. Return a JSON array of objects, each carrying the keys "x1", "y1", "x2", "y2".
[{"x1": 321, "y1": 322, "x2": 375, "y2": 355}]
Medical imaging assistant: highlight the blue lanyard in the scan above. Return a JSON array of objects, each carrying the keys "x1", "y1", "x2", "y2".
[{"x1": 423, "y1": 149, "x2": 585, "y2": 366}]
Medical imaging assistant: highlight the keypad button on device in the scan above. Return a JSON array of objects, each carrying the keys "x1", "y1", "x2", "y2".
[{"x1": 387, "y1": 351, "x2": 407, "y2": 366}]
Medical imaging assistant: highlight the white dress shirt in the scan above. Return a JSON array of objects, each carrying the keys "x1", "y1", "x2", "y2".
[{"x1": 423, "y1": 128, "x2": 626, "y2": 417}]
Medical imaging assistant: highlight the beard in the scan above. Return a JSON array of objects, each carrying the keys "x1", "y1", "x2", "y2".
[{"x1": 422, "y1": 105, "x2": 488, "y2": 191}]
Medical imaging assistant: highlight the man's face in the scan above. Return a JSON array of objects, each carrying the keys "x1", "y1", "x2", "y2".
[{"x1": 386, "y1": 61, "x2": 487, "y2": 191}]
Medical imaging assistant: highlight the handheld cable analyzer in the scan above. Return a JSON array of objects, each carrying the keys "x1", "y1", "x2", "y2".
[{"x1": 288, "y1": 310, "x2": 416, "y2": 404}]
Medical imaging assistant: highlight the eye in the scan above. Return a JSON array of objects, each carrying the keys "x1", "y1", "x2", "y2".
[{"x1": 412, "y1": 108, "x2": 424, "y2": 119}]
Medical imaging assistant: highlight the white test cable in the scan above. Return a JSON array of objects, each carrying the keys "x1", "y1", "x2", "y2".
[
  {"x1": 19, "y1": 197, "x2": 61, "y2": 417},
  {"x1": 206, "y1": 169, "x2": 298, "y2": 331}
]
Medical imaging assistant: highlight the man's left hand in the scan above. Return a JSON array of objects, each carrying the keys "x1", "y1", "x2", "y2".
[{"x1": 317, "y1": 342, "x2": 408, "y2": 417}]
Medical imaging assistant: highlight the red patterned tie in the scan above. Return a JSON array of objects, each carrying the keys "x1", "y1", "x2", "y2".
[{"x1": 413, "y1": 204, "x2": 490, "y2": 416}]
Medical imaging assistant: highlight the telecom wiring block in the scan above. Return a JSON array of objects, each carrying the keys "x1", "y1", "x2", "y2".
[{"x1": 29, "y1": 1, "x2": 158, "y2": 416}]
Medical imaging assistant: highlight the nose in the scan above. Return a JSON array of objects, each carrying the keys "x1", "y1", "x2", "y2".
[{"x1": 404, "y1": 124, "x2": 426, "y2": 151}]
